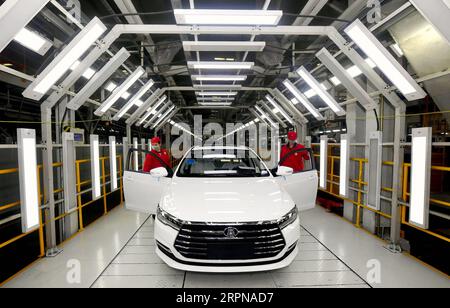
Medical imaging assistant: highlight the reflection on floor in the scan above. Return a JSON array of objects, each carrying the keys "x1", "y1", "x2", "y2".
[
  {"x1": 91, "y1": 220, "x2": 368, "y2": 288},
  {"x1": 2, "y1": 205, "x2": 448, "y2": 288}
]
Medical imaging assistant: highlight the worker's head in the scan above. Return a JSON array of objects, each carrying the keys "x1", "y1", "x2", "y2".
[
  {"x1": 151, "y1": 137, "x2": 161, "y2": 152},
  {"x1": 287, "y1": 131, "x2": 297, "y2": 146}
]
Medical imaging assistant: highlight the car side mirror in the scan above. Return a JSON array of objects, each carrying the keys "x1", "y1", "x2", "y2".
[
  {"x1": 276, "y1": 166, "x2": 294, "y2": 176},
  {"x1": 150, "y1": 167, "x2": 168, "y2": 178}
]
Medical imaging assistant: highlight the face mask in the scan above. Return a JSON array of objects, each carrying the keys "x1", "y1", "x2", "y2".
[{"x1": 152, "y1": 144, "x2": 161, "y2": 152}]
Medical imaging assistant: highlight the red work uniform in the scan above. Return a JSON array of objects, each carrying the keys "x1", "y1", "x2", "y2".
[
  {"x1": 280, "y1": 143, "x2": 310, "y2": 173},
  {"x1": 143, "y1": 149, "x2": 172, "y2": 172}
]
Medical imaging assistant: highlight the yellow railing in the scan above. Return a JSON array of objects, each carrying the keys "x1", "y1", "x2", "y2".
[
  {"x1": 0, "y1": 154, "x2": 124, "y2": 278},
  {"x1": 312, "y1": 144, "x2": 450, "y2": 243}
]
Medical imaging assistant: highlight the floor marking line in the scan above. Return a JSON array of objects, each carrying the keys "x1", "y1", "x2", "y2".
[
  {"x1": 300, "y1": 225, "x2": 373, "y2": 288},
  {"x1": 89, "y1": 214, "x2": 153, "y2": 288}
]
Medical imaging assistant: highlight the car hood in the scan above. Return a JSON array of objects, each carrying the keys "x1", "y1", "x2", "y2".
[{"x1": 160, "y1": 177, "x2": 294, "y2": 222}]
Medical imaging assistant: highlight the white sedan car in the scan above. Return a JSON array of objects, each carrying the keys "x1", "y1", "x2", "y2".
[{"x1": 123, "y1": 146, "x2": 318, "y2": 272}]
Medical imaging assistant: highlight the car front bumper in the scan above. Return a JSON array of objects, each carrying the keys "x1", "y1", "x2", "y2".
[{"x1": 154, "y1": 216, "x2": 300, "y2": 273}]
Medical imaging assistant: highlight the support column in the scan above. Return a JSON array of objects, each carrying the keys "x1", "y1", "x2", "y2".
[
  {"x1": 40, "y1": 106, "x2": 60, "y2": 257},
  {"x1": 389, "y1": 105, "x2": 406, "y2": 252}
]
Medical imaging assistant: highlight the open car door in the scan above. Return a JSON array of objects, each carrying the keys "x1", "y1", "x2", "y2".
[
  {"x1": 275, "y1": 148, "x2": 318, "y2": 212},
  {"x1": 123, "y1": 148, "x2": 172, "y2": 214}
]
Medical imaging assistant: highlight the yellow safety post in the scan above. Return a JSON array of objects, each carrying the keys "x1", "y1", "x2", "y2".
[
  {"x1": 75, "y1": 161, "x2": 84, "y2": 231},
  {"x1": 101, "y1": 158, "x2": 107, "y2": 215}
]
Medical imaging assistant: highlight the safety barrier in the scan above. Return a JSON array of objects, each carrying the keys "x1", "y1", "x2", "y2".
[
  {"x1": 0, "y1": 153, "x2": 123, "y2": 284},
  {"x1": 311, "y1": 143, "x2": 450, "y2": 244}
]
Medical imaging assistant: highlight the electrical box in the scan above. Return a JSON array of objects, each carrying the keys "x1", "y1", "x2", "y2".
[{"x1": 70, "y1": 128, "x2": 85, "y2": 144}]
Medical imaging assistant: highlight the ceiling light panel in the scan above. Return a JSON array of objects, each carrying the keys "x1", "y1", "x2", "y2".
[
  {"x1": 94, "y1": 67, "x2": 145, "y2": 116},
  {"x1": 191, "y1": 75, "x2": 247, "y2": 81},
  {"x1": 66, "y1": 48, "x2": 130, "y2": 111},
  {"x1": 283, "y1": 80, "x2": 325, "y2": 121},
  {"x1": 137, "y1": 95, "x2": 167, "y2": 126},
  {"x1": 0, "y1": 0, "x2": 50, "y2": 54},
  {"x1": 183, "y1": 41, "x2": 265, "y2": 52},
  {"x1": 174, "y1": 9, "x2": 282, "y2": 25},
  {"x1": 188, "y1": 61, "x2": 254, "y2": 70},
  {"x1": 14, "y1": 27, "x2": 53, "y2": 56},
  {"x1": 345, "y1": 19, "x2": 426, "y2": 101},
  {"x1": 297, "y1": 67, "x2": 346, "y2": 116},
  {"x1": 316, "y1": 48, "x2": 377, "y2": 111},
  {"x1": 22, "y1": 17, "x2": 107, "y2": 100},
  {"x1": 196, "y1": 92, "x2": 238, "y2": 96},
  {"x1": 114, "y1": 79, "x2": 155, "y2": 120},
  {"x1": 193, "y1": 84, "x2": 242, "y2": 90},
  {"x1": 198, "y1": 102, "x2": 232, "y2": 106}
]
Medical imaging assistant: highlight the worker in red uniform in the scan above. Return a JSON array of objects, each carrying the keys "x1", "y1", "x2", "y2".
[
  {"x1": 143, "y1": 137, "x2": 172, "y2": 172},
  {"x1": 280, "y1": 131, "x2": 310, "y2": 173}
]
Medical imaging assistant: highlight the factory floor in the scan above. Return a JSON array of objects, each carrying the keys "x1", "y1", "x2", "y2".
[{"x1": 2, "y1": 205, "x2": 448, "y2": 288}]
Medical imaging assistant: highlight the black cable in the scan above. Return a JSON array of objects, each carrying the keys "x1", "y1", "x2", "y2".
[
  {"x1": 98, "y1": 10, "x2": 175, "y2": 21},
  {"x1": 373, "y1": 109, "x2": 380, "y2": 131},
  {"x1": 283, "y1": 13, "x2": 352, "y2": 24}
]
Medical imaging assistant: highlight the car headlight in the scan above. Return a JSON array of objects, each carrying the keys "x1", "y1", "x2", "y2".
[
  {"x1": 157, "y1": 206, "x2": 183, "y2": 231},
  {"x1": 278, "y1": 207, "x2": 298, "y2": 229}
]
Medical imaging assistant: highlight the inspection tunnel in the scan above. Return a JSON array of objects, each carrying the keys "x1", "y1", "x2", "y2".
[{"x1": 0, "y1": 0, "x2": 449, "y2": 290}]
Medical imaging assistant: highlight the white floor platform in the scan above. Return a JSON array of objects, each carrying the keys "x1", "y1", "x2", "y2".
[{"x1": 2, "y1": 205, "x2": 448, "y2": 288}]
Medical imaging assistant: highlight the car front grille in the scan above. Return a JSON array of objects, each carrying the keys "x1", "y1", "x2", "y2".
[{"x1": 174, "y1": 222, "x2": 286, "y2": 260}]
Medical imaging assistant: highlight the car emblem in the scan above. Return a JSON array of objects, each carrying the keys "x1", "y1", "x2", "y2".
[{"x1": 223, "y1": 227, "x2": 239, "y2": 238}]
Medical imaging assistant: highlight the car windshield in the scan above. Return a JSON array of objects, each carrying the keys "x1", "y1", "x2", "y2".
[{"x1": 176, "y1": 149, "x2": 270, "y2": 178}]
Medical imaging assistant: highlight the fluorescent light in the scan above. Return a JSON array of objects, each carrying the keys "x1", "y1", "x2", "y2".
[
  {"x1": 114, "y1": 79, "x2": 154, "y2": 120},
  {"x1": 105, "y1": 82, "x2": 117, "y2": 92},
  {"x1": 191, "y1": 75, "x2": 247, "y2": 81},
  {"x1": 330, "y1": 76, "x2": 341, "y2": 86},
  {"x1": 66, "y1": 48, "x2": 131, "y2": 111},
  {"x1": 316, "y1": 48, "x2": 377, "y2": 111},
  {"x1": 193, "y1": 84, "x2": 242, "y2": 90},
  {"x1": 197, "y1": 97, "x2": 235, "y2": 101},
  {"x1": 133, "y1": 138, "x2": 138, "y2": 171},
  {"x1": 109, "y1": 136, "x2": 117, "y2": 190},
  {"x1": 367, "y1": 131, "x2": 382, "y2": 210},
  {"x1": 303, "y1": 82, "x2": 329, "y2": 98},
  {"x1": 196, "y1": 92, "x2": 238, "y2": 96},
  {"x1": 198, "y1": 102, "x2": 232, "y2": 106},
  {"x1": 188, "y1": 61, "x2": 254, "y2": 70},
  {"x1": 255, "y1": 105, "x2": 277, "y2": 127},
  {"x1": 390, "y1": 43, "x2": 404, "y2": 57},
  {"x1": 409, "y1": 127, "x2": 432, "y2": 229},
  {"x1": 70, "y1": 60, "x2": 96, "y2": 80},
  {"x1": 297, "y1": 67, "x2": 346, "y2": 116},
  {"x1": 95, "y1": 67, "x2": 145, "y2": 116},
  {"x1": 135, "y1": 100, "x2": 144, "y2": 107},
  {"x1": 0, "y1": 0, "x2": 50, "y2": 54},
  {"x1": 137, "y1": 95, "x2": 167, "y2": 126},
  {"x1": 320, "y1": 136, "x2": 328, "y2": 189},
  {"x1": 152, "y1": 105, "x2": 175, "y2": 129},
  {"x1": 265, "y1": 95, "x2": 294, "y2": 125},
  {"x1": 345, "y1": 19, "x2": 426, "y2": 101},
  {"x1": 339, "y1": 135, "x2": 349, "y2": 197},
  {"x1": 328, "y1": 58, "x2": 376, "y2": 87},
  {"x1": 14, "y1": 27, "x2": 52, "y2": 55},
  {"x1": 23, "y1": 17, "x2": 107, "y2": 100},
  {"x1": 174, "y1": 9, "x2": 282, "y2": 25},
  {"x1": 17, "y1": 128, "x2": 39, "y2": 233},
  {"x1": 214, "y1": 57, "x2": 235, "y2": 61},
  {"x1": 183, "y1": 41, "x2": 265, "y2": 52},
  {"x1": 82, "y1": 67, "x2": 96, "y2": 79},
  {"x1": 283, "y1": 80, "x2": 324, "y2": 121},
  {"x1": 90, "y1": 135, "x2": 101, "y2": 199},
  {"x1": 121, "y1": 92, "x2": 131, "y2": 99}
]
